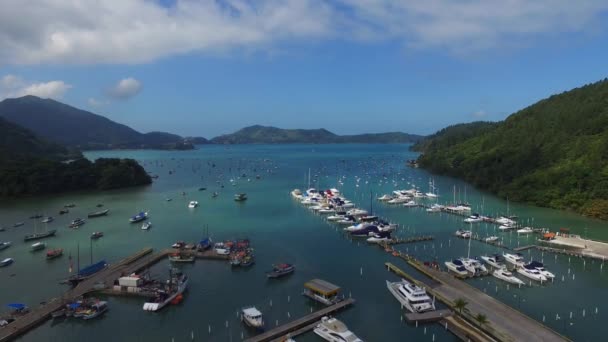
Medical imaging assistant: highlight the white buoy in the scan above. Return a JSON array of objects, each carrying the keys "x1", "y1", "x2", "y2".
[
  {"x1": 208, "y1": 325, "x2": 211, "y2": 334},
  {"x1": 424, "y1": 327, "x2": 427, "y2": 335},
  {"x1": 360, "y1": 267, "x2": 363, "y2": 276},
  {"x1": 570, "y1": 311, "x2": 573, "y2": 319},
  {"x1": 270, "y1": 299, "x2": 272, "y2": 307},
  {"x1": 276, "y1": 320, "x2": 278, "y2": 326},
  {"x1": 543, "y1": 315, "x2": 545, "y2": 322},
  {"x1": 225, "y1": 321, "x2": 229, "y2": 328},
  {"x1": 191, "y1": 331, "x2": 194, "y2": 340},
  {"x1": 583, "y1": 309, "x2": 586, "y2": 317},
  {"x1": 572, "y1": 274, "x2": 575, "y2": 280},
  {"x1": 287, "y1": 311, "x2": 290, "y2": 318}
]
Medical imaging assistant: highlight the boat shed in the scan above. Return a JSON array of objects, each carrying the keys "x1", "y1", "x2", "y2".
[{"x1": 304, "y1": 279, "x2": 341, "y2": 296}]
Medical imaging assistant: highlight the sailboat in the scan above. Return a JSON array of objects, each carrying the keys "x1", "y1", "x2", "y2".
[
  {"x1": 425, "y1": 179, "x2": 438, "y2": 198},
  {"x1": 24, "y1": 217, "x2": 56, "y2": 241},
  {"x1": 65, "y1": 241, "x2": 106, "y2": 286}
]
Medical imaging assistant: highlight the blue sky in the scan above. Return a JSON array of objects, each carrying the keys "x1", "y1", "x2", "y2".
[{"x1": 1, "y1": 1, "x2": 608, "y2": 138}]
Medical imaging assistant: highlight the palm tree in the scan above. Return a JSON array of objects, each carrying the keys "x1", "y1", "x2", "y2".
[
  {"x1": 474, "y1": 313, "x2": 489, "y2": 327},
  {"x1": 453, "y1": 298, "x2": 469, "y2": 314}
]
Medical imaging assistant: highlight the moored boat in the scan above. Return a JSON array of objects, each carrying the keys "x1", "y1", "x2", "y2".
[
  {"x1": 24, "y1": 229, "x2": 57, "y2": 241},
  {"x1": 82, "y1": 301, "x2": 108, "y2": 320},
  {"x1": 31, "y1": 242, "x2": 46, "y2": 251},
  {"x1": 313, "y1": 316, "x2": 362, "y2": 342},
  {"x1": 143, "y1": 269, "x2": 188, "y2": 311},
  {"x1": 517, "y1": 264, "x2": 547, "y2": 282},
  {"x1": 91, "y1": 232, "x2": 104, "y2": 240},
  {"x1": 480, "y1": 254, "x2": 505, "y2": 268},
  {"x1": 241, "y1": 307, "x2": 264, "y2": 329},
  {"x1": 168, "y1": 253, "x2": 195, "y2": 263},
  {"x1": 46, "y1": 248, "x2": 63, "y2": 260},
  {"x1": 492, "y1": 268, "x2": 525, "y2": 285},
  {"x1": 0, "y1": 258, "x2": 14, "y2": 267},
  {"x1": 188, "y1": 201, "x2": 199, "y2": 208},
  {"x1": 445, "y1": 259, "x2": 468, "y2": 277},
  {"x1": 386, "y1": 279, "x2": 435, "y2": 313},
  {"x1": 503, "y1": 253, "x2": 525, "y2": 267},
  {"x1": 88, "y1": 209, "x2": 109, "y2": 218},
  {"x1": 234, "y1": 193, "x2": 248, "y2": 202},
  {"x1": 129, "y1": 211, "x2": 148, "y2": 223},
  {"x1": 69, "y1": 218, "x2": 86, "y2": 228},
  {"x1": 0, "y1": 241, "x2": 11, "y2": 251},
  {"x1": 141, "y1": 221, "x2": 152, "y2": 230},
  {"x1": 266, "y1": 263, "x2": 295, "y2": 278}
]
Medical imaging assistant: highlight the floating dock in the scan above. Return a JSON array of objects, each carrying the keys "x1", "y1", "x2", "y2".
[
  {"x1": 382, "y1": 235, "x2": 434, "y2": 245},
  {"x1": 386, "y1": 261, "x2": 570, "y2": 341},
  {"x1": 244, "y1": 298, "x2": 355, "y2": 342}
]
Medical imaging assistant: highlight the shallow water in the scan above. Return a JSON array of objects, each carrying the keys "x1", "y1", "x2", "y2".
[{"x1": 0, "y1": 144, "x2": 606, "y2": 341}]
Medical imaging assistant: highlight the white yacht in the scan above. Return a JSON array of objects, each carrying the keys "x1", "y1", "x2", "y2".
[
  {"x1": 445, "y1": 259, "x2": 469, "y2": 277},
  {"x1": 426, "y1": 204, "x2": 444, "y2": 213},
  {"x1": 346, "y1": 209, "x2": 368, "y2": 216},
  {"x1": 377, "y1": 194, "x2": 393, "y2": 201},
  {"x1": 459, "y1": 258, "x2": 488, "y2": 276},
  {"x1": 480, "y1": 254, "x2": 505, "y2": 268},
  {"x1": 498, "y1": 224, "x2": 515, "y2": 231},
  {"x1": 313, "y1": 316, "x2": 363, "y2": 342},
  {"x1": 344, "y1": 222, "x2": 372, "y2": 232},
  {"x1": 484, "y1": 236, "x2": 499, "y2": 243},
  {"x1": 454, "y1": 230, "x2": 472, "y2": 239},
  {"x1": 214, "y1": 243, "x2": 230, "y2": 255},
  {"x1": 367, "y1": 233, "x2": 391, "y2": 244},
  {"x1": 387, "y1": 197, "x2": 410, "y2": 204},
  {"x1": 241, "y1": 307, "x2": 264, "y2": 329},
  {"x1": 503, "y1": 253, "x2": 525, "y2": 267},
  {"x1": 495, "y1": 216, "x2": 516, "y2": 226},
  {"x1": 525, "y1": 261, "x2": 555, "y2": 279},
  {"x1": 326, "y1": 212, "x2": 347, "y2": 221},
  {"x1": 403, "y1": 200, "x2": 418, "y2": 207},
  {"x1": 291, "y1": 189, "x2": 303, "y2": 199},
  {"x1": 464, "y1": 214, "x2": 483, "y2": 223},
  {"x1": 413, "y1": 191, "x2": 425, "y2": 198},
  {"x1": 517, "y1": 265, "x2": 547, "y2": 282},
  {"x1": 188, "y1": 201, "x2": 199, "y2": 208},
  {"x1": 492, "y1": 268, "x2": 525, "y2": 285},
  {"x1": 517, "y1": 227, "x2": 534, "y2": 234},
  {"x1": 386, "y1": 279, "x2": 435, "y2": 313}
]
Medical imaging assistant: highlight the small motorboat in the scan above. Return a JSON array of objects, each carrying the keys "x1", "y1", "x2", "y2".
[
  {"x1": 29, "y1": 214, "x2": 43, "y2": 219},
  {"x1": 188, "y1": 201, "x2": 199, "y2": 208},
  {"x1": 88, "y1": 209, "x2": 109, "y2": 218},
  {"x1": 0, "y1": 258, "x2": 14, "y2": 267},
  {"x1": 31, "y1": 242, "x2": 46, "y2": 251},
  {"x1": 211, "y1": 192, "x2": 219, "y2": 198},
  {"x1": 91, "y1": 232, "x2": 104, "y2": 240},
  {"x1": 0, "y1": 241, "x2": 11, "y2": 251},
  {"x1": 129, "y1": 212, "x2": 148, "y2": 223},
  {"x1": 141, "y1": 222, "x2": 152, "y2": 230},
  {"x1": 46, "y1": 248, "x2": 63, "y2": 260},
  {"x1": 82, "y1": 301, "x2": 108, "y2": 320},
  {"x1": 241, "y1": 307, "x2": 264, "y2": 329},
  {"x1": 41, "y1": 216, "x2": 54, "y2": 223},
  {"x1": 266, "y1": 263, "x2": 295, "y2": 278},
  {"x1": 234, "y1": 193, "x2": 248, "y2": 202},
  {"x1": 64, "y1": 203, "x2": 76, "y2": 208},
  {"x1": 59, "y1": 209, "x2": 69, "y2": 215},
  {"x1": 69, "y1": 218, "x2": 86, "y2": 228}
]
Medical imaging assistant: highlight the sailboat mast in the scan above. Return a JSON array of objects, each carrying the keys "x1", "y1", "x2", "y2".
[
  {"x1": 77, "y1": 243, "x2": 80, "y2": 275},
  {"x1": 467, "y1": 226, "x2": 472, "y2": 259},
  {"x1": 308, "y1": 168, "x2": 311, "y2": 189},
  {"x1": 90, "y1": 238, "x2": 93, "y2": 265}
]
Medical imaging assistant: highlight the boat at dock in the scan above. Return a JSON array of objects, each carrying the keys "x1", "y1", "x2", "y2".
[
  {"x1": 241, "y1": 307, "x2": 264, "y2": 329},
  {"x1": 444, "y1": 259, "x2": 469, "y2": 277},
  {"x1": 314, "y1": 316, "x2": 363, "y2": 342},
  {"x1": 143, "y1": 269, "x2": 188, "y2": 312},
  {"x1": 517, "y1": 227, "x2": 534, "y2": 234},
  {"x1": 168, "y1": 253, "x2": 195, "y2": 263},
  {"x1": 46, "y1": 248, "x2": 63, "y2": 260},
  {"x1": 464, "y1": 214, "x2": 483, "y2": 223},
  {"x1": 67, "y1": 260, "x2": 108, "y2": 285},
  {"x1": 367, "y1": 231, "x2": 392, "y2": 244},
  {"x1": 485, "y1": 236, "x2": 499, "y2": 243},
  {"x1": 459, "y1": 257, "x2": 488, "y2": 276},
  {"x1": 303, "y1": 279, "x2": 342, "y2": 306},
  {"x1": 525, "y1": 261, "x2": 555, "y2": 279},
  {"x1": 480, "y1": 254, "x2": 505, "y2": 268},
  {"x1": 503, "y1": 253, "x2": 526, "y2": 267},
  {"x1": 87, "y1": 209, "x2": 109, "y2": 218},
  {"x1": 517, "y1": 264, "x2": 547, "y2": 282},
  {"x1": 492, "y1": 268, "x2": 525, "y2": 285},
  {"x1": 82, "y1": 301, "x2": 108, "y2": 320},
  {"x1": 386, "y1": 279, "x2": 436, "y2": 313},
  {"x1": 129, "y1": 211, "x2": 148, "y2": 223},
  {"x1": 24, "y1": 229, "x2": 56, "y2": 241},
  {"x1": 266, "y1": 263, "x2": 295, "y2": 278}
]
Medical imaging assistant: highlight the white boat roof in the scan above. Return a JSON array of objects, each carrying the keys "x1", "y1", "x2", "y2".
[{"x1": 242, "y1": 307, "x2": 262, "y2": 316}]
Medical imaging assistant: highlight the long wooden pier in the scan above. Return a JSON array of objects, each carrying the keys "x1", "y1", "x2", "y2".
[
  {"x1": 387, "y1": 260, "x2": 570, "y2": 341},
  {"x1": 0, "y1": 248, "x2": 171, "y2": 342},
  {"x1": 243, "y1": 298, "x2": 355, "y2": 342}
]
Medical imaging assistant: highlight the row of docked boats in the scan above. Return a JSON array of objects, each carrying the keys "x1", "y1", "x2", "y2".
[{"x1": 52, "y1": 297, "x2": 108, "y2": 320}]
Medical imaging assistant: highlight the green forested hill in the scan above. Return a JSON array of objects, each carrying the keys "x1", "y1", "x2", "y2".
[
  {"x1": 211, "y1": 125, "x2": 423, "y2": 144},
  {"x1": 417, "y1": 78, "x2": 608, "y2": 219},
  {"x1": 0, "y1": 116, "x2": 151, "y2": 197}
]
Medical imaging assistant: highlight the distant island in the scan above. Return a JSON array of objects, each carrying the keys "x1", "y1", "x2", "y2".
[
  {"x1": 0, "y1": 116, "x2": 151, "y2": 197},
  {"x1": 413, "y1": 78, "x2": 608, "y2": 220},
  {"x1": 211, "y1": 125, "x2": 423, "y2": 144},
  {"x1": 0, "y1": 96, "x2": 194, "y2": 150}
]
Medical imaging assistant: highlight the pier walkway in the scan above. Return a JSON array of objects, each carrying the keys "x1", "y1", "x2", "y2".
[
  {"x1": 0, "y1": 248, "x2": 168, "y2": 342},
  {"x1": 244, "y1": 299, "x2": 355, "y2": 342},
  {"x1": 388, "y1": 261, "x2": 569, "y2": 341}
]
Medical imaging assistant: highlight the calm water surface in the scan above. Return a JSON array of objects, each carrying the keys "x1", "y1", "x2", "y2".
[{"x1": 0, "y1": 144, "x2": 606, "y2": 342}]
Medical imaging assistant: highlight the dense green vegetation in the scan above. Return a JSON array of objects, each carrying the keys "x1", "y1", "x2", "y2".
[
  {"x1": 416, "y1": 79, "x2": 608, "y2": 220},
  {"x1": 0, "y1": 96, "x2": 193, "y2": 150},
  {"x1": 211, "y1": 125, "x2": 423, "y2": 144},
  {"x1": 0, "y1": 117, "x2": 151, "y2": 197}
]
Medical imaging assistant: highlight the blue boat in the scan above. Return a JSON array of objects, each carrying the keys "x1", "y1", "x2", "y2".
[
  {"x1": 198, "y1": 238, "x2": 212, "y2": 250},
  {"x1": 78, "y1": 260, "x2": 107, "y2": 277},
  {"x1": 129, "y1": 211, "x2": 148, "y2": 223}
]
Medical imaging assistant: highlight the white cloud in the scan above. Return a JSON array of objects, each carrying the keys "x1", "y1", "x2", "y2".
[
  {"x1": 0, "y1": 0, "x2": 606, "y2": 64},
  {"x1": 106, "y1": 77, "x2": 142, "y2": 100},
  {"x1": 87, "y1": 97, "x2": 107, "y2": 107},
  {"x1": 472, "y1": 109, "x2": 487, "y2": 118},
  {"x1": 0, "y1": 75, "x2": 71, "y2": 100}
]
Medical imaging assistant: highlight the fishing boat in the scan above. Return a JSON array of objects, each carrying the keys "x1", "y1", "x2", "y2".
[
  {"x1": 41, "y1": 216, "x2": 54, "y2": 223},
  {"x1": 313, "y1": 316, "x2": 363, "y2": 342},
  {"x1": 480, "y1": 254, "x2": 505, "y2": 268},
  {"x1": 88, "y1": 209, "x2": 109, "y2": 218},
  {"x1": 24, "y1": 229, "x2": 56, "y2": 241},
  {"x1": 46, "y1": 248, "x2": 64, "y2": 260},
  {"x1": 168, "y1": 253, "x2": 195, "y2": 263},
  {"x1": 0, "y1": 241, "x2": 11, "y2": 251},
  {"x1": 525, "y1": 261, "x2": 555, "y2": 279},
  {"x1": 234, "y1": 193, "x2": 248, "y2": 201},
  {"x1": 492, "y1": 268, "x2": 525, "y2": 285},
  {"x1": 129, "y1": 212, "x2": 148, "y2": 223},
  {"x1": 82, "y1": 301, "x2": 108, "y2": 320},
  {"x1": 91, "y1": 232, "x2": 104, "y2": 240},
  {"x1": 141, "y1": 222, "x2": 152, "y2": 230},
  {"x1": 503, "y1": 253, "x2": 525, "y2": 267},
  {"x1": 69, "y1": 218, "x2": 86, "y2": 228},
  {"x1": 517, "y1": 264, "x2": 547, "y2": 282},
  {"x1": 241, "y1": 307, "x2": 264, "y2": 329},
  {"x1": 0, "y1": 258, "x2": 14, "y2": 267},
  {"x1": 188, "y1": 201, "x2": 199, "y2": 208},
  {"x1": 386, "y1": 279, "x2": 436, "y2": 313},
  {"x1": 143, "y1": 269, "x2": 189, "y2": 311},
  {"x1": 31, "y1": 242, "x2": 46, "y2": 251},
  {"x1": 444, "y1": 259, "x2": 468, "y2": 277},
  {"x1": 266, "y1": 263, "x2": 295, "y2": 278}
]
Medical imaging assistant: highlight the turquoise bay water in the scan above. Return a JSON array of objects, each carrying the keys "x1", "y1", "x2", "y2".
[{"x1": 0, "y1": 144, "x2": 606, "y2": 341}]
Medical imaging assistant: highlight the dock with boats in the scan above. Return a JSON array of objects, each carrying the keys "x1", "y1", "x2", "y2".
[
  {"x1": 385, "y1": 261, "x2": 570, "y2": 341},
  {"x1": 243, "y1": 298, "x2": 355, "y2": 342}
]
